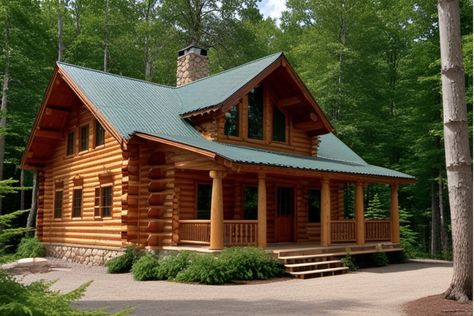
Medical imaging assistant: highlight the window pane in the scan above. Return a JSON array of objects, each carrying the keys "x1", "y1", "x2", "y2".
[
  {"x1": 72, "y1": 189, "x2": 82, "y2": 218},
  {"x1": 247, "y1": 87, "x2": 264, "y2": 139},
  {"x1": 80, "y1": 125, "x2": 89, "y2": 151},
  {"x1": 243, "y1": 186, "x2": 258, "y2": 220},
  {"x1": 197, "y1": 184, "x2": 212, "y2": 219},
  {"x1": 101, "y1": 186, "x2": 112, "y2": 217},
  {"x1": 273, "y1": 105, "x2": 286, "y2": 142},
  {"x1": 224, "y1": 105, "x2": 239, "y2": 137},
  {"x1": 94, "y1": 188, "x2": 101, "y2": 217},
  {"x1": 95, "y1": 122, "x2": 105, "y2": 147},
  {"x1": 67, "y1": 132, "x2": 74, "y2": 156},
  {"x1": 54, "y1": 191, "x2": 63, "y2": 218},
  {"x1": 308, "y1": 189, "x2": 321, "y2": 223},
  {"x1": 277, "y1": 187, "x2": 294, "y2": 216}
]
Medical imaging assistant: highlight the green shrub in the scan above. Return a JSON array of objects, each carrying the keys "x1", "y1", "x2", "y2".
[
  {"x1": 0, "y1": 270, "x2": 131, "y2": 315},
  {"x1": 219, "y1": 247, "x2": 283, "y2": 280},
  {"x1": 16, "y1": 237, "x2": 46, "y2": 258},
  {"x1": 131, "y1": 254, "x2": 160, "y2": 281},
  {"x1": 106, "y1": 246, "x2": 142, "y2": 273},
  {"x1": 371, "y1": 252, "x2": 389, "y2": 266},
  {"x1": 341, "y1": 254, "x2": 358, "y2": 271},
  {"x1": 155, "y1": 251, "x2": 195, "y2": 280},
  {"x1": 175, "y1": 255, "x2": 230, "y2": 285}
]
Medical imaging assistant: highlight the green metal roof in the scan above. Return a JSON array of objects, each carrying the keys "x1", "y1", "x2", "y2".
[{"x1": 57, "y1": 56, "x2": 414, "y2": 180}]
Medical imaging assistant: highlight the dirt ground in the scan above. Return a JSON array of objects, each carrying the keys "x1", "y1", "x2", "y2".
[{"x1": 403, "y1": 294, "x2": 473, "y2": 316}]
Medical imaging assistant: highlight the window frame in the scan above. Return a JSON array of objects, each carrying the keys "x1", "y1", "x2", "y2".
[
  {"x1": 54, "y1": 189, "x2": 63, "y2": 219},
  {"x1": 307, "y1": 188, "x2": 321, "y2": 224},
  {"x1": 66, "y1": 131, "x2": 75, "y2": 157},
  {"x1": 247, "y1": 86, "x2": 265, "y2": 141},
  {"x1": 71, "y1": 187, "x2": 83, "y2": 219},
  {"x1": 272, "y1": 104, "x2": 288, "y2": 143},
  {"x1": 94, "y1": 120, "x2": 106, "y2": 148},
  {"x1": 196, "y1": 182, "x2": 212, "y2": 220},
  {"x1": 79, "y1": 124, "x2": 89, "y2": 153}
]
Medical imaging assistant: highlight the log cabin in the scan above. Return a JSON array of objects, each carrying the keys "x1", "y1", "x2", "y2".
[{"x1": 21, "y1": 46, "x2": 415, "y2": 269}]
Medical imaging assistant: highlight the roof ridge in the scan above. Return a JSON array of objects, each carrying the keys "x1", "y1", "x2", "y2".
[
  {"x1": 57, "y1": 61, "x2": 176, "y2": 90},
  {"x1": 175, "y1": 51, "x2": 283, "y2": 89}
]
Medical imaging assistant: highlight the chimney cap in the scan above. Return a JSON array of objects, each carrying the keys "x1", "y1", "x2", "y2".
[{"x1": 178, "y1": 44, "x2": 208, "y2": 57}]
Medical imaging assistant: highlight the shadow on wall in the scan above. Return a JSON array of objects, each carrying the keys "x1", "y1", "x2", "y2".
[{"x1": 74, "y1": 298, "x2": 373, "y2": 315}]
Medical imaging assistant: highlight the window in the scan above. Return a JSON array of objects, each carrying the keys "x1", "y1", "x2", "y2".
[
  {"x1": 272, "y1": 105, "x2": 286, "y2": 142},
  {"x1": 197, "y1": 184, "x2": 212, "y2": 219},
  {"x1": 277, "y1": 187, "x2": 294, "y2": 216},
  {"x1": 72, "y1": 188, "x2": 82, "y2": 218},
  {"x1": 95, "y1": 121, "x2": 105, "y2": 147},
  {"x1": 224, "y1": 105, "x2": 239, "y2": 137},
  {"x1": 66, "y1": 132, "x2": 74, "y2": 156},
  {"x1": 308, "y1": 189, "x2": 321, "y2": 223},
  {"x1": 94, "y1": 188, "x2": 101, "y2": 217},
  {"x1": 247, "y1": 87, "x2": 264, "y2": 139},
  {"x1": 243, "y1": 186, "x2": 257, "y2": 220},
  {"x1": 79, "y1": 125, "x2": 89, "y2": 152},
  {"x1": 54, "y1": 190, "x2": 63, "y2": 218},
  {"x1": 101, "y1": 186, "x2": 112, "y2": 217}
]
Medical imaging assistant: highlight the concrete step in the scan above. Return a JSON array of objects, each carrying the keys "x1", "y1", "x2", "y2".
[
  {"x1": 279, "y1": 252, "x2": 342, "y2": 262},
  {"x1": 285, "y1": 260, "x2": 342, "y2": 269},
  {"x1": 289, "y1": 266, "x2": 349, "y2": 279}
]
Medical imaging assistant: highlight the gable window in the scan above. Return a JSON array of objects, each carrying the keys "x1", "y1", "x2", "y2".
[
  {"x1": 95, "y1": 121, "x2": 105, "y2": 147},
  {"x1": 308, "y1": 189, "x2": 321, "y2": 223},
  {"x1": 66, "y1": 132, "x2": 75, "y2": 156},
  {"x1": 247, "y1": 86, "x2": 264, "y2": 140},
  {"x1": 54, "y1": 190, "x2": 63, "y2": 219},
  {"x1": 79, "y1": 125, "x2": 89, "y2": 152},
  {"x1": 272, "y1": 105, "x2": 286, "y2": 142},
  {"x1": 196, "y1": 183, "x2": 212, "y2": 219},
  {"x1": 94, "y1": 185, "x2": 113, "y2": 218},
  {"x1": 72, "y1": 188, "x2": 83, "y2": 218},
  {"x1": 243, "y1": 186, "x2": 257, "y2": 220},
  {"x1": 224, "y1": 104, "x2": 239, "y2": 137}
]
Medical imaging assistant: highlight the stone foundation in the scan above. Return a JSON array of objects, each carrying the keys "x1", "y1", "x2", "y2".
[{"x1": 45, "y1": 244, "x2": 124, "y2": 266}]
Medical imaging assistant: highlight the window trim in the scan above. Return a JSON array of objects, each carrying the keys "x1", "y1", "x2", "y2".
[{"x1": 78, "y1": 124, "x2": 90, "y2": 153}]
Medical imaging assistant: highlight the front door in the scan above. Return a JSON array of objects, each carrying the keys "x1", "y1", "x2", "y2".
[{"x1": 275, "y1": 187, "x2": 294, "y2": 242}]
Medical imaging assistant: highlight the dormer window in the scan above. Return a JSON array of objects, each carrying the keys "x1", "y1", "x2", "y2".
[
  {"x1": 247, "y1": 87, "x2": 264, "y2": 140},
  {"x1": 272, "y1": 105, "x2": 286, "y2": 142},
  {"x1": 224, "y1": 104, "x2": 239, "y2": 137}
]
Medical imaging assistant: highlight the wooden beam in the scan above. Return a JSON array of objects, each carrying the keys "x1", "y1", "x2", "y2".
[
  {"x1": 257, "y1": 173, "x2": 267, "y2": 248},
  {"x1": 209, "y1": 170, "x2": 225, "y2": 250},
  {"x1": 276, "y1": 96, "x2": 303, "y2": 107},
  {"x1": 46, "y1": 104, "x2": 71, "y2": 113},
  {"x1": 355, "y1": 181, "x2": 365, "y2": 245},
  {"x1": 36, "y1": 129, "x2": 63, "y2": 140},
  {"x1": 320, "y1": 178, "x2": 331, "y2": 246},
  {"x1": 293, "y1": 120, "x2": 323, "y2": 130},
  {"x1": 390, "y1": 184, "x2": 400, "y2": 243}
]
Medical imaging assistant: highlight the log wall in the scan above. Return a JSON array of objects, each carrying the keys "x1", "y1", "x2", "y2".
[{"x1": 40, "y1": 105, "x2": 124, "y2": 248}]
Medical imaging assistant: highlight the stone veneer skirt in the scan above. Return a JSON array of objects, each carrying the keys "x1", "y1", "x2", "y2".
[{"x1": 45, "y1": 243, "x2": 124, "y2": 265}]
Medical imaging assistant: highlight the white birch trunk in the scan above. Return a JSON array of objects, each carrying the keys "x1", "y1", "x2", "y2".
[{"x1": 438, "y1": 0, "x2": 473, "y2": 302}]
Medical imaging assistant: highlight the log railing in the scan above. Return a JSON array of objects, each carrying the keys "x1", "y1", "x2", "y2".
[
  {"x1": 331, "y1": 220, "x2": 356, "y2": 242},
  {"x1": 224, "y1": 220, "x2": 258, "y2": 246},
  {"x1": 179, "y1": 220, "x2": 211, "y2": 245},
  {"x1": 365, "y1": 220, "x2": 391, "y2": 241},
  {"x1": 178, "y1": 220, "x2": 258, "y2": 246}
]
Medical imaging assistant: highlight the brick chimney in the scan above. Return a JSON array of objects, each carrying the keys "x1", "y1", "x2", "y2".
[{"x1": 176, "y1": 45, "x2": 209, "y2": 87}]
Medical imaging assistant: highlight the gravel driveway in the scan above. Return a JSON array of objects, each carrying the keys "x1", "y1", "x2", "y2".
[{"x1": 21, "y1": 260, "x2": 452, "y2": 316}]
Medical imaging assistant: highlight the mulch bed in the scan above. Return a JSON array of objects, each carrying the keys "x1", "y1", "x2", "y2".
[{"x1": 403, "y1": 294, "x2": 473, "y2": 316}]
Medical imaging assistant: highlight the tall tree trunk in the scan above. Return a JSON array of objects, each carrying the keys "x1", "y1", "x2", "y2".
[
  {"x1": 57, "y1": 0, "x2": 65, "y2": 62},
  {"x1": 438, "y1": 0, "x2": 473, "y2": 302},
  {"x1": 438, "y1": 174, "x2": 448, "y2": 254},
  {"x1": 20, "y1": 169, "x2": 25, "y2": 210},
  {"x1": 26, "y1": 171, "x2": 38, "y2": 237},
  {"x1": 0, "y1": 19, "x2": 11, "y2": 215},
  {"x1": 103, "y1": 0, "x2": 110, "y2": 72},
  {"x1": 72, "y1": 0, "x2": 82, "y2": 35},
  {"x1": 430, "y1": 181, "x2": 439, "y2": 257}
]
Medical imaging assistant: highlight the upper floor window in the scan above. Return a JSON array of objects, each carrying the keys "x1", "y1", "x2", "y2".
[
  {"x1": 308, "y1": 189, "x2": 321, "y2": 223},
  {"x1": 95, "y1": 121, "x2": 105, "y2": 147},
  {"x1": 196, "y1": 183, "x2": 212, "y2": 219},
  {"x1": 224, "y1": 105, "x2": 239, "y2": 137},
  {"x1": 66, "y1": 132, "x2": 74, "y2": 156},
  {"x1": 72, "y1": 188, "x2": 83, "y2": 218},
  {"x1": 247, "y1": 87, "x2": 264, "y2": 140},
  {"x1": 272, "y1": 105, "x2": 286, "y2": 142},
  {"x1": 79, "y1": 125, "x2": 89, "y2": 152}
]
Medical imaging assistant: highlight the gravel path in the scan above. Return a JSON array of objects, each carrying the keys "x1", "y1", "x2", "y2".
[{"x1": 20, "y1": 260, "x2": 453, "y2": 316}]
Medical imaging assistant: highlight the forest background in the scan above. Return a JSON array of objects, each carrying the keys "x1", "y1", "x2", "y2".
[{"x1": 0, "y1": 0, "x2": 472, "y2": 258}]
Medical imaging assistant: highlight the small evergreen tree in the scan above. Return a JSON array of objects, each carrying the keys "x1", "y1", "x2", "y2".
[{"x1": 365, "y1": 194, "x2": 389, "y2": 220}]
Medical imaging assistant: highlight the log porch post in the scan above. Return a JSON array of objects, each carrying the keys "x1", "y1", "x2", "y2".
[
  {"x1": 390, "y1": 183, "x2": 400, "y2": 243},
  {"x1": 320, "y1": 178, "x2": 331, "y2": 246},
  {"x1": 257, "y1": 173, "x2": 267, "y2": 248},
  {"x1": 355, "y1": 181, "x2": 365, "y2": 245},
  {"x1": 209, "y1": 170, "x2": 224, "y2": 250}
]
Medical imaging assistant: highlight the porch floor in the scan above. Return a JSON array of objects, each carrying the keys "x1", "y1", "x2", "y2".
[{"x1": 161, "y1": 241, "x2": 402, "y2": 256}]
